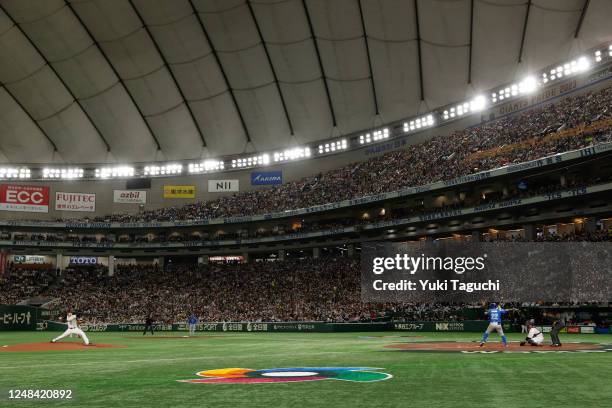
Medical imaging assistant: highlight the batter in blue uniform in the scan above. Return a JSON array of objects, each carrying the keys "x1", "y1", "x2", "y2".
[{"x1": 480, "y1": 303, "x2": 508, "y2": 347}]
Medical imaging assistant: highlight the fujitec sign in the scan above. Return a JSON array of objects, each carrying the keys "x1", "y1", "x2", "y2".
[{"x1": 55, "y1": 192, "x2": 96, "y2": 212}]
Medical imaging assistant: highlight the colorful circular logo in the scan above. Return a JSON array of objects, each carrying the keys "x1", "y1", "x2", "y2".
[{"x1": 178, "y1": 367, "x2": 392, "y2": 384}]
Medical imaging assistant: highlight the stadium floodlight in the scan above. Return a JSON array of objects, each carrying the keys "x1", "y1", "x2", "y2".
[
  {"x1": 188, "y1": 160, "x2": 224, "y2": 173},
  {"x1": 373, "y1": 128, "x2": 389, "y2": 141},
  {"x1": 273, "y1": 147, "x2": 311, "y2": 163},
  {"x1": 609, "y1": 44, "x2": 612, "y2": 57},
  {"x1": 518, "y1": 76, "x2": 538, "y2": 94},
  {"x1": 0, "y1": 167, "x2": 30, "y2": 179},
  {"x1": 43, "y1": 168, "x2": 84, "y2": 179},
  {"x1": 470, "y1": 95, "x2": 487, "y2": 112},
  {"x1": 318, "y1": 139, "x2": 348, "y2": 154},
  {"x1": 405, "y1": 114, "x2": 434, "y2": 130},
  {"x1": 95, "y1": 166, "x2": 134, "y2": 179},
  {"x1": 231, "y1": 154, "x2": 269, "y2": 168},
  {"x1": 576, "y1": 56, "x2": 590, "y2": 72},
  {"x1": 595, "y1": 50, "x2": 602, "y2": 62},
  {"x1": 144, "y1": 164, "x2": 182, "y2": 176},
  {"x1": 359, "y1": 133, "x2": 372, "y2": 144}
]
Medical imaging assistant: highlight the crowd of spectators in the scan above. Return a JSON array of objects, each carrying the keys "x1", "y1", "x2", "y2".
[
  {"x1": 45, "y1": 86, "x2": 612, "y2": 224},
  {"x1": 1, "y1": 228, "x2": 609, "y2": 323}
]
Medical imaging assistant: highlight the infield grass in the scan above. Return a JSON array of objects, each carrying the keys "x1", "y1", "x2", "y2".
[{"x1": 0, "y1": 331, "x2": 610, "y2": 408}]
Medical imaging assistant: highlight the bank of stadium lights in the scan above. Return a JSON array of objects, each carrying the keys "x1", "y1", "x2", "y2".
[
  {"x1": 492, "y1": 76, "x2": 538, "y2": 103},
  {"x1": 273, "y1": 147, "x2": 311, "y2": 163},
  {"x1": 542, "y1": 56, "x2": 590, "y2": 84},
  {"x1": 188, "y1": 160, "x2": 224, "y2": 174},
  {"x1": 404, "y1": 115, "x2": 435, "y2": 132},
  {"x1": 593, "y1": 45, "x2": 612, "y2": 63},
  {"x1": 442, "y1": 95, "x2": 486, "y2": 120},
  {"x1": 232, "y1": 154, "x2": 270, "y2": 168},
  {"x1": 144, "y1": 164, "x2": 182, "y2": 176},
  {"x1": 359, "y1": 128, "x2": 389, "y2": 144},
  {"x1": 0, "y1": 167, "x2": 30, "y2": 179},
  {"x1": 95, "y1": 166, "x2": 134, "y2": 179},
  {"x1": 42, "y1": 168, "x2": 84, "y2": 179},
  {"x1": 318, "y1": 139, "x2": 348, "y2": 154}
]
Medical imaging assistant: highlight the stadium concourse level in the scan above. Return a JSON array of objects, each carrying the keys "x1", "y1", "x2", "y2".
[
  {"x1": 3, "y1": 176, "x2": 610, "y2": 244},
  {"x1": 39, "y1": 86, "x2": 612, "y2": 223},
  {"x1": 0, "y1": 232, "x2": 609, "y2": 324}
]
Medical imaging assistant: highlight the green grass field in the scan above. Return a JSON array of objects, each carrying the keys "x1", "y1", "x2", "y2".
[{"x1": 1, "y1": 331, "x2": 611, "y2": 408}]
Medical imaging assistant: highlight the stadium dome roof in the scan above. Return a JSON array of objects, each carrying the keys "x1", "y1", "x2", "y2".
[{"x1": 0, "y1": 0, "x2": 611, "y2": 164}]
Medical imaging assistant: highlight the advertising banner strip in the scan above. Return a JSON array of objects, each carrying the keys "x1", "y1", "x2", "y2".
[
  {"x1": 163, "y1": 185, "x2": 196, "y2": 199},
  {"x1": 0, "y1": 184, "x2": 49, "y2": 213}
]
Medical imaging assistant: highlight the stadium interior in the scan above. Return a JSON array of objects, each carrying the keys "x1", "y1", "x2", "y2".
[{"x1": 1, "y1": 1, "x2": 612, "y2": 407}]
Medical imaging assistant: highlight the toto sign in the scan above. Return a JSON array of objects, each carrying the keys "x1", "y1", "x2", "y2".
[
  {"x1": 251, "y1": 171, "x2": 282, "y2": 185},
  {"x1": 0, "y1": 184, "x2": 49, "y2": 213},
  {"x1": 69, "y1": 256, "x2": 97, "y2": 265},
  {"x1": 55, "y1": 192, "x2": 96, "y2": 212}
]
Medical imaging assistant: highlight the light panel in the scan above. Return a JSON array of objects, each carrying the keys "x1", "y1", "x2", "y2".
[
  {"x1": 144, "y1": 164, "x2": 182, "y2": 176},
  {"x1": 359, "y1": 128, "x2": 389, "y2": 144},
  {"x1": 95, "y1": 166, "x2": 134, "y2": 179},
  {"x1": 188, "y1": 160, "x2": 224, "y2": 173},
  {"x1": 42, "y1": 168, "x2": 84, "y2": 179},
  {"x1": 0, "y1": 167, "x2": 30, "y2": 179},
  {"x1": 318, "y1": 139, "x2": 348, "y2": 154},
  {"x1": 231, "y1": 154, "x2": 270, "y2": 168},
  {"x1": 273, "y1": 147, "x2": 311, "y2": 163}
]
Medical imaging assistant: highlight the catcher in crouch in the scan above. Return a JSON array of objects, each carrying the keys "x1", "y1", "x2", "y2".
[
  {"x1": 51, "y1": 311, "x2": 91, "y2": 345},
  {"x1": 520, "y1": 323, "x2": 544, "y2": 346}
]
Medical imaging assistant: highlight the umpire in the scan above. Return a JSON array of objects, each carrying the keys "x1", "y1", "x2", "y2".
[
  {"x1": 550, "y1": 319, "x2": 564, "y2": 347},
  {"x1": 143, "y1": 316, "x2": 155, "y2": 335}
]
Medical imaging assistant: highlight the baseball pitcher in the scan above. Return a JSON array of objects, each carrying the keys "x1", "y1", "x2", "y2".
[{"x1": 51, "y1": 311, "x2": 90, "y2": 345}]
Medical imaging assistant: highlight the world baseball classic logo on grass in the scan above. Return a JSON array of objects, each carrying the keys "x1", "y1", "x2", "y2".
[{"x1": 178, "y1": 367, "x2": 392, "y2": 384}]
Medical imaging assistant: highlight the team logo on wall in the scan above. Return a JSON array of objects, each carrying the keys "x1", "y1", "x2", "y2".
[
  {"x1": 0, "y1": 184, "x2": 49, "y2": 213},
  {"x1": 55, "y1": 192, "x2": 96, "y2": 212},
  {"x1": 208, "y1": 180, "x2": 239, "y2": 193},
  {"x1": 251, "y1": 171, "x2": 282, "y2": 185},
  {"x1": 178, "y1": 367, "x2": 392, "y2": 384}
]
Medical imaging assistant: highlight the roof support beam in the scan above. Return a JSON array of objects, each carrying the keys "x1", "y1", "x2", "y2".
[
  {"x1": 574, "y1": 0, "x2": 590, "y2": 39},
  {"x1": 518, "y1": 0, "x2": 531, "y2": 63},
  {"x1": 302, "y1": 0, "x2": 337, "y2": 127},
  {"x1": 188, "y1": 0, "x2": 251, "y2": 143},
  {"x1": 64, "y1": 1, "x2": 161, "y2": 151},
  {"x1": 413, "y1": 0, "x2": 424, "y2": 101},
  {"x1": 246, "y1": 0, "x2": 294, "y2": 135},
  {"x1": 128, "y1": 0, "x2": 207, "y2": 147},
  {"x1": 468, "y1": 0, "x2": 474, "y2": 84},
  {"x1": 356, "y1": 0, "x2": 379, "y2": 115},
  {"x1": 0, "y1": 3, "x2": 112, "y2": 152},
  {"x1": 0, "y1": 84, "x2": 58, "y2": 151}
]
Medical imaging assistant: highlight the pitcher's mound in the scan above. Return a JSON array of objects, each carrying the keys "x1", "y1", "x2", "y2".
[
  {"x1": 385, "y1": 341, "x2": 604, "y2": 352},
  {"x1": 0, "y1": 342, "x2": 126, "y2": 352}
]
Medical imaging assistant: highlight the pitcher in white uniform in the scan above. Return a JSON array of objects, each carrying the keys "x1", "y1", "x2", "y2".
[{"x1": 51, "y1": 311, "x2": 90, "y2": 345}]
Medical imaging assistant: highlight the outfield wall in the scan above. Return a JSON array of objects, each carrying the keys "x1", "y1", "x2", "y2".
[
  {"x1": 34, "y1": 320, "x2": 610, "y2": 334},
  {"x1": 2, "y1": 305, "x2": 607, "y2": 334}
]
